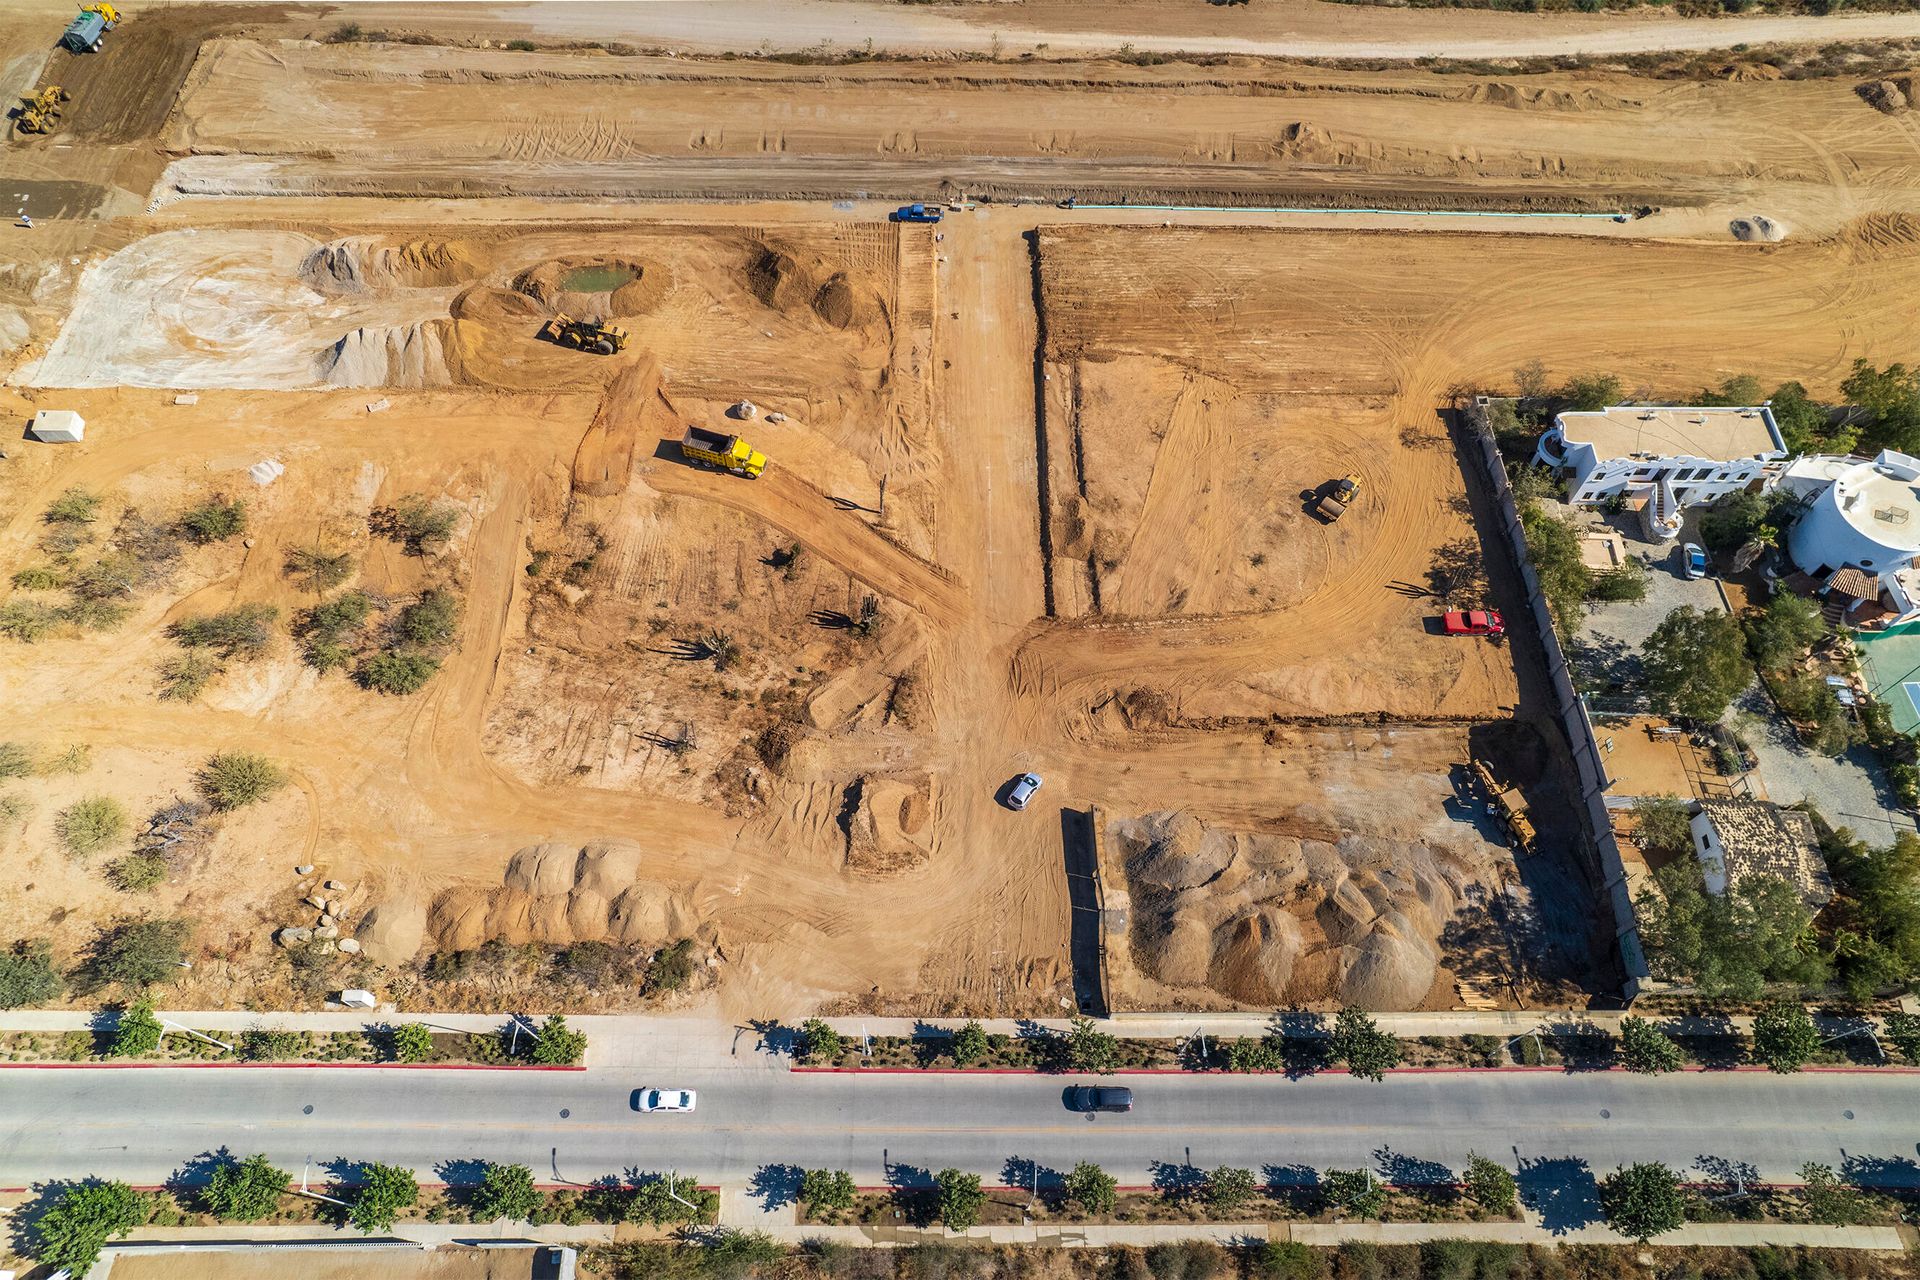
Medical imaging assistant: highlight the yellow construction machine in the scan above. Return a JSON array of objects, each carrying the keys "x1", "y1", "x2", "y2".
[
  {"x1": 1315, "y1": 473, "x2": 1361, "y2": 522},
  {"x1": 15, "y1": 86, "x2": 70, "y2": 136},
  {"x1": 81, "y1": 3, "x2": 123, "y2": 27},
  {"x1": 680, "y1": 425, "x2": 767, "y2": 479},
  {"x1": 538, "y1": 313, "x2": 628, "y2": 355},
  {"x1": 1467, "y1": 759, "x2": 1536, "y2": 856}
]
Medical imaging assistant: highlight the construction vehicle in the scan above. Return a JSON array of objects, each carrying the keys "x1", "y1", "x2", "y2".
[
  {"x1": 15, "y1": 86, "x2": 69, "y2": 135},
  {"x1": 680, "y1": 425, "x2": 767, "y2": 479},
  {"x1": 1467, "y1": 759, "x2": 1536, "y2": 855},
  {"x1": 81, "y1": 3, "x2": 123, "y2": 28},
  {"x1": 61, "y1": 9, "x2": 106, "y2": 52},
  {"x1": 1314, "y1": 474, "x2": 1361, "y2": 522},
  {"x1": 537, "y1": 313, "x2": 628, "y2": 355}
]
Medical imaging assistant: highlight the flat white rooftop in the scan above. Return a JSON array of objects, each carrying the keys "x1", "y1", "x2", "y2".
[
  {"x1": 1556, "y1": 404, "x2": 1780, "y2": 463},
  {"x1": 1837, "y1": 461, "x2": 1920, "y2": 551}
]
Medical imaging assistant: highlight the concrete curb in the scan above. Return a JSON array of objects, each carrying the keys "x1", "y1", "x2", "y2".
[{"x1": 790, "y1": 1063, "x2": 1919, "y2": 1076}]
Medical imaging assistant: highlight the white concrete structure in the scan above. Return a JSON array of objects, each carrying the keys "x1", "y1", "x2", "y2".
[
  {"x1": 27, "y1": 409, "x2": 84, "y2": 442},
  {"x1": 1532, "y1": 403, "x2": 1786, "y2": 541},
  {"x1": 1780, "y1": 450, "x2": 1920, "y2": 624}
]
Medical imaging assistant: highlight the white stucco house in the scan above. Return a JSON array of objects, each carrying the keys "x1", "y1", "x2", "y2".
[
  {"x1": 1531, "y1": 403, "x2": 1787, "y2": 541},
  {"x1": 1779, "y1": 450, "x2": 1920, "y2": 625}
]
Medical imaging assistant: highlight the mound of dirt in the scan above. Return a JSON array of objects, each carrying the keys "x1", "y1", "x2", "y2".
[
  {"x1": 354, "y1": 898, "x2": 428, "y2": 961},
  {"x1": 743, "y1": 242, "x2": 884, "y2": 331},
  {"x1": 1859, "y1": 78, "x2": 1912, "y2": 114},
  {"x1": 844, "y1": 773, "x2": 934, "y2": 876},
  {"x1": 451, "y1": 285, "x2": 548, "y2": 324},
  {"x1": 321, "y1": 318, "x2": 462, "y2": 387},
  {"x1": 514, "y1": 257, "x2": 672, "y2": 319},
  {"x1": 1729, "y1": 216, "x2": 1787, "y2": 244},
  {"x1": 303, "y1": 237, "x2": 482, "y2": 292},
  {"x1": 1114, "y1": 810, "x2": 1489, "y2": 1009},
  {"x1": 426, "y1": 841, "x2": 695, "y2": 952}
]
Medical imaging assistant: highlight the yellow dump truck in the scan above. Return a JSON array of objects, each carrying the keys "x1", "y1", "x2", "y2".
[
  {"x1": 680, "y1": 425, "x2": 767, "y2": 479},
  {"x1": 1469, "y1": 760, "x2": 1535, "y2": 855}
]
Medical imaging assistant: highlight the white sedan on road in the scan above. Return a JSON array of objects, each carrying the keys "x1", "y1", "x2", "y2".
[{"x1": 634, "y1": 1088, "x2": 697, "y2": 1113}]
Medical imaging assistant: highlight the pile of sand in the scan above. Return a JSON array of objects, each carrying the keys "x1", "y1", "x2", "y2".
[
  {"x1": 424, "y1": 841, "x2": 695, "y2": 952},
  {"x1": 743, "y1": 241, "x2": 883, "y2": 332},
  {"x1": 320, "y1": 318, "x2": 462, "y2": 386},
  {"x1": 303, "y1": 237, "x2": 482, "y2": 292},
  {"x1": 1730, "y1": 216, "x2": 1787, "y2": 244},
  {"x1": 843, "y1": 773, "x2": 934, "y2": 876},
  {"x1": 1115, "y1": 810, "x2": 1483, "y2": 1009},
  {"x1": 514, "y1": 256, "x2": 673, "y2": 319}
]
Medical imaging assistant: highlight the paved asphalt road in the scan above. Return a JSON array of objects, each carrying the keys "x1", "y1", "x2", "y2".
[{"x1": 3, "y1": 1068, "x2": 1917, "y2": 1192}]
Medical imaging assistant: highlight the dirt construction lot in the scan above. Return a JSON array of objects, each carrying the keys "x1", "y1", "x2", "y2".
[{"x1": 5, "y1": 14, "x2": 1920, "y2": 1016}]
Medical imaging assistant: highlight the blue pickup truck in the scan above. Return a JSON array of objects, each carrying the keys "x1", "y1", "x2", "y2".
[{"x1": 890, "y1": 203, "x2": 943, "y2": 224}]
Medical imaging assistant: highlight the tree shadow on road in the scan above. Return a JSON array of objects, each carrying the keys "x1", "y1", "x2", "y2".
[
  {"x1": 1841, "y1": 1152, "x2": 1920, "y2": 1189},
  {"x1": 1002, "y1": 1156, "x2": 1060, "y2": 1198},
  {"x1": 1517, "y1": 1155, "x2": 1602, "y2": 1233},
  {"x1": 1150, "y1": 1160, "x2": 1206, "y2": 1206}
]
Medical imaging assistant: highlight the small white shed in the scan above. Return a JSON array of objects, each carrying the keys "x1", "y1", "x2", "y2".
[{"x1": 29, "y1": 409, "x2": 84, "y2": 443}]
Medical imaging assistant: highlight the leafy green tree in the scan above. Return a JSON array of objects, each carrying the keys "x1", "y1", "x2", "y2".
[
  {"x1": 1329, "y1": 1007, "x2": 1400, "y2": 1082},
  {"x1": 1770, "y1": 381, "x2": 1857, "y2": 456},
  {"x1": 1886, "y1": 1011, "x2": 1920, "y2": 1064},
  {"x1": 1463, "y1": 1152, "x2": 1517, "y2": 1216},
  {"x1": 1630, "y1": 795, "x2": 1692, "y2": 858},
  {"x1": 1635, "y1": 861, "x2": 1826, "y2": 998},
  {"x1": 1066, "y1": 1014, "x2": 1120, "y2": 1073},
  {"x1": 1599, "y1": 1162, "x2": 1685, "y2": 1240},
  {"x1": 85, "y1": 917, "x2": 192, "y2": 991},
  {"x1": 1800, "y1": 1162, "x2": 1867, "y2": 1226},
  {"x1": 529, "y1": 1014, "x2": 587, "y2": 1065},
  {"x1": 1203, "y1": 1165, "x2": 1257, "y2": 1215},
  {"x1": 1517, "y1": 501, "x2": 1591, "y2": 636},
  {"x1": 1819, "y1": 827, "x2": 1920, "y2": 1001},
  {"x1": 626, "y1": 1173, "x2": 710, "y2": 1225},
  {"x1": 1842, "y1": 359, "x2": 1920, "y2": 454},
  {"x1": 471, "y1": 1161, "x2": 541, "y2": 1222},
  {"x1": 196, "y1": 752, "x2": 287, "y2": 811},
  {"x1": 1618, "y1": 1016, "x2": 1684, "y2": 1075},
  {"x1": 1701, "y1": 491, "x2": 1788, "y2": 556},
  {"x1": 204, "y1": 1153, "x2": 290, "y2": 1221},
  {"x1": 800, "y1": 1018, "x2": 842, "y2": 1063},
  {"x1": 385, "y1": 494, "x2": 461, "y2": 555},
  {"x1": 935, "y1": 1168, "x2": 984, "y2": 1232},
  {"x1": 398, "y1": 588, "x2": 461, "y2": 647},
  {"x1": 0, "y1": 938, "x2": 63, "y2": 1008},
  {"x1": 1322, "y1": 1168, "x2": 1386, "y2": 1219},
  {"x1": 33, "y1": 1179, "x2": 144, "y2": 1276},
  {"x1": 1558, "y1": 372, "x2": 1622, "y2": 413},
  {"x1": 1746, "y1": 593, "x2": 1824, "y2": 672},
  {"x1": 391, "y1": 1022, "x2": 433, "y2": 1063},
  {"x1": 1643, "y1": 606, "x2": 1751, "y2": 722},
  {"x1": 950, "y1": 1019, "x2": 988, "y2": 1066},
  {"x1": 1696, "y1": 374, "x2": 1764, "y2": 407},
  {"x1": 355, "y1": 650, "x2": 440, "y2": 694},
  {"x1": 1226, "y1": 1036, "x2": 1281, "y2": 1073},
  {"x1": 1751, "y1": 998, "x2": 1820, "y2": 1074},
  {"x1": 109, "y1": 999, "x2": 164, "y2": 1057},
  {"x1": 347, "y1": 1162, "x2": 419, "y2": 1233},
  {"x1": 799, "y1": 1168, "x2": 856, "y2": 1213},
  {"x1": 1064, "y1": 1160, "x2": 1117, "y2": 1216},
  {"x1": 1588, "y1": 561, "x2": 1648, "y2": 603}
]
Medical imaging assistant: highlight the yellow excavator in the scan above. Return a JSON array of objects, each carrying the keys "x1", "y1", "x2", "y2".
[{"x1": 15, "y1": 86, "x2": 70, "y2": 136}]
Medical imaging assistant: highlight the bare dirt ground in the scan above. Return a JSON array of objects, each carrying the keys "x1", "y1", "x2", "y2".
[{"x1": 4, "y1": 13, "x2": 1920, "y2": 1016}]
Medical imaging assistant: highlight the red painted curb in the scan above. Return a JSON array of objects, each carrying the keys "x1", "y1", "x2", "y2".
[
  {"x1": 791, "y1": 1063, "x2": 1920, "y2": 1076},
  {"x1": 0, "y1": 1062, "x2": 586, "y2": 1071}
]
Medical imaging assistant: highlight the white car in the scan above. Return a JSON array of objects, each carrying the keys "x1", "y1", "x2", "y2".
[
  {"x1": 1006, "y1": 772, "x2": 1043, "y2": 810},
  {"x1": 635, "y1": 1088, "x2": 696, "y2": 1113}
]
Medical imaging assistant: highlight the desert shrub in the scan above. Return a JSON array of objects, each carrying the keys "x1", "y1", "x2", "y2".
[
  {"x1": 0, "y1": 599, "x2": 60, "y2": 641},
  {"x1": 44, "y1": 487, "x2": 102, "y2": 524},
  {"x1": 40, "y1": 743, "x2": 90, "y2": 775},
  {"x1": 67, "y1": 552, "x2": 141, "y2": 600},
  {"x1": 169, "y1": 603, "x2": 278, "y2": 659},
  {"x1": 951, "y1": 1019, "x2": 988, "y2": 1066},
  {"x1": 398, "y1": 588, "x2": 461, "y2": 647},
  {"x1": 60, "y1": 595, "x2": 132, "y2": 633},
  {"x1": 0, "y1": 939, "x2": 63, "y2": 1008},
  {"x1": 382, "y1": 493, "x2": 461, "y2": 554},
  {"x1": 11, "y1": 564, "x2": 67, "y2": 589},
  {"x1": 1254, "y1": 1239, "x2": 1324, "y2": 1280},
  {"x1": 1144, "y1": 1240, "x2": 1228, "y2": 1280},
  {"x1": 84, "y1": 917, "x2": 191, "y2": 990},
  {"x1": 0, "y1": 791, "x2": 30, "y2": 834},
  {"x1": 506, "y1": 37, "x2": 538, "y2": 49},
  {"x1": 178, "y1": 496, "x2": 246, "y2": 543},
  {"x1": 239, "y1": 1027, "x2": 303, "y2": 1061},
  {"x1": 644, "y1": 938, "x2": 695, "y2": 992},
  {"x1": 356, "y1": 649, "x2": 440, "y2": 694},
  {"x1": 303, "y1": 638, "x2": 353, "y2": 673},
  {"x1": 108, "y1": 852, "x2": 168, "y2": 892},
  {"x1": 196, "y1": 752, "x2": 288, "y2": 811},
  {"x1": 286, "y1": 547, "x2": 355, "y2": 592},
  {"x1": 57, "y1": 795, "x2": 128, "y2": 857},
  {"x1": 0, "y1": 741, "x2": 31, "y2": 778},
  {"x1": 303, "y1": 590, "x2": 373, "y2": 637},
  {"x1": 157, "y1": 647, "x2": 224, "y2": 700}
]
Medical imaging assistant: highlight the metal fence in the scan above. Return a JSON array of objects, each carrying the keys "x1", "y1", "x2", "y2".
[{"x1": 1466, "y1": 399, "x2": 1651, "y2": 999}]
